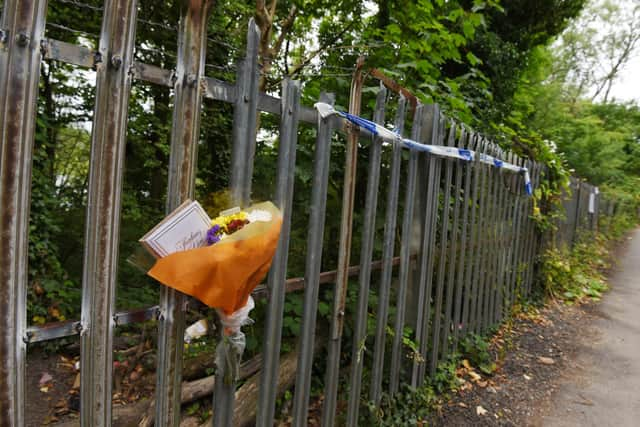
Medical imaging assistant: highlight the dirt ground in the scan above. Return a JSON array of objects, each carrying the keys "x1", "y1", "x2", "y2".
[
  {"x1": 429, "y1": 302, "x2": 598, "y2": 426},
  {"x1": 431, "y1": 232, "x2": 636, "y2": 427}
]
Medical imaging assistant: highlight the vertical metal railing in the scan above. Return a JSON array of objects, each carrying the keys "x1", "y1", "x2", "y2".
[
  {"x1": 412, "y1": 106, "x2": 442, "y2": 386},
  {"x1": 452, "y1": 130, "x2": 474, "y2": 349},
  {"x1": 256, "y1": 79, "x2": 301, "y2": 426},
  {"x1": 345, "y1": 85, "x2": 387, "y2": 426},
  {"x1": 291, "y1": 92, "x2": 335, "y2": 427},
  {"x1": 429, "y1": 121, "x2": 454, "y2": 376},
  {"x1": 79, "y1": 0, "x2": 138, "y2": 424},
  {"x1": 214, "y1": 18, "x2": 260, "y2": 427},
  {"x1": 0, "y1": 1, "x2": 48, "y2": 425},
  {"x1": 370, "y1": 94, "x2": 406, "y2": 403},
  {"x1": 321, "y1": 61, "x2": 365, "y2": 427},
  {"x1": 441, "y1": 126, "x2": 465, "y2": 360},
  {"x1": 155, "y1": 2, "x2": 213, "y2": 426},
  {"x1": 388, "y1": 104, "x2": 423, "y2": 394},
  {"x1": 461, "y1": 133, "x2": 481, "y2": 338}
]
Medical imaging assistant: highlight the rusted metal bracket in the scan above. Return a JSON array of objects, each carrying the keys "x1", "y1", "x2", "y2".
[{"x1": 369, "y1": 67, "x2": 419, "y2": 115}]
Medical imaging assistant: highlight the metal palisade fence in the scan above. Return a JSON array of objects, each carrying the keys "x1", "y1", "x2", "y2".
[{"x1": 0, "y1": 2, "x2": 619, "y2": 426}]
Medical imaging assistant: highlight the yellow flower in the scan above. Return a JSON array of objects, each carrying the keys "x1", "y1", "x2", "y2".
[{"x1": 211, "y1": 211, "x2": 249, "y2": 234}]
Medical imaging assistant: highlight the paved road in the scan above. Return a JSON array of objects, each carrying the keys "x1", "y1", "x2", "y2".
[{"x1": 543, "y1": 229, "x2": 640, "y2": 427}]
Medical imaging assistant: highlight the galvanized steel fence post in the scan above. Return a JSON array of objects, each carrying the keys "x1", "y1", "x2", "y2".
[
  {"x1": 155, "y1": 1, "x2": 213, "y2": 426},
  {"x1": 0, "y1": 1, "x2": 48, "y2": 424},
  {"x1": 388, "y1": 104, "x2": 423, "y2": 394},
  {"x1": 214, "y1": 18, "x2": 260, "y2": 427},
  {"x1": 78, "y1": 0, "x2": 138, "y2": 425},
  {"x1": 370, "y1": 94, "x2": 406, "y2": 404},
  {"x1": 346, "y1": 85, "x2": 387, "y2": 426},
  {"x1": 322, "y1": 62, "x2": 365, "y2": 426},
  {"x1": 257, "y1": 78, "x2": 301, "y2": 426},
  {"x1": 291, "y1": 92, "x2": 335, "y2": 427}
]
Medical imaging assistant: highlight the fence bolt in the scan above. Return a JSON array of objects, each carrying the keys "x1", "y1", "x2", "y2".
[
  {"x1": 16, "y1": 32, "x2": 30, "y2": 47},
  {"x1": 186, "y1": 73, "x2": 197, "y2": 87},
  {"x1": 39, "y1": 38, "x2": 49, "y2": 56},
  {"x1": 23, "y1": 331, "x2": 34, "y2": 344},
  {"x1": 111, "y1": 54, "x2": 122, "y2": 69},
  {"x1": 93, "y1": 51, "x2": 103, "y2": 69},
  {"x1": 0, "y1": 29, "x2": 7, "y2": 45}
]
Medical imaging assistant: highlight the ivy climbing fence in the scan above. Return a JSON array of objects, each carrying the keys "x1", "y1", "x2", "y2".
[{"x1": 0, "y1": 1, "x2": 619, "y2": 426}]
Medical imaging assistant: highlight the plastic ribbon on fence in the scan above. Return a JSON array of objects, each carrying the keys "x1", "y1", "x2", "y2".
[{"x1": 315, "y1": 102, "x2": 533, "y2": 195}]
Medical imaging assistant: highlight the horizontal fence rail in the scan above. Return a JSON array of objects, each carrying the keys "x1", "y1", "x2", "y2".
[{"x1": 0, "y1": 4, "x2": 626, "y2": 426}]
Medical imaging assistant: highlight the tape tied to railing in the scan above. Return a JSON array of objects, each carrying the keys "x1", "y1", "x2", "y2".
[{"x1": 315, "y1": 102, "x2": 533, "y2": 196}]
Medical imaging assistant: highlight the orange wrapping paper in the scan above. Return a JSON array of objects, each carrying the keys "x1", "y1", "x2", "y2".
[{"x1": 148, "y1": 202, "x2": 282, "y2": 314}]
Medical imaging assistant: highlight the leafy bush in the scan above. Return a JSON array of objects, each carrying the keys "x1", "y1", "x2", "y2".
[
  {"x1": 540, "y1": 232, "x2": 615, "y2": 303},
  {"x1": 459, "y1": 333, "x2": 496, "y2": 375}
]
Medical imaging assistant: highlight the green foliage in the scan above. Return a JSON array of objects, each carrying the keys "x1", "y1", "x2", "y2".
[
  {"x1": 459, "y1": 333, "x2": 496, "y2": 375},
  {"x1": 360, "y1": 355, "x2": 461, "y2": 426},
  {"x1": 541, "y1": 234, "x2": 613, "y2": 303}
]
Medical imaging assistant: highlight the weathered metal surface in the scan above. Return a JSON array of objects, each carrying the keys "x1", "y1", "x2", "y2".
[
  {"x1": 132, "y1": 61, "x2": 175, "y2": 87},
  {"x1": 257, "y1": 79, "x2": 301, "y2": 426},
  {"x1": 469, "y1": 138, "x2": 488, "y2": 335},
  {"x1": 291, "y1": 92, "x2": 335, "y2": 427},
  {"x1": 370, "y1": 94, "x2": 406, "y2": 404},
  {"x1": 229, "y1": 19, "x2": 259, "y2": 207},
  {"x1": 346, "y1": 85, "x2": 387, "y2": 427},
  {"x1": 369, "y1": 67, "x2": 418, "y2": 114},
  {"x1": 42, "y1": 38, "x2": 94, "y2": 68},
  {"x1": 389, "y1": 104, "x2": 423, "y2": 394},
  {"x1": 25, "y1": 305, "x2": 159, "y2": 343},
  {"x1": 155, "y1": 2, "x2": 213, "y2": 426},
  {"x1": 441, "y1": 126, "x2": 465, "y2": 361},
  {"x1": 412, "y1": 106, "x2": 442, "y2": 386},
  {"x1": 461, "y1": 134, "x2": 480, "y2": 338},
  {"x1": 78, "y1": 0, "x2": 138, "y2": 424},
  {"x1": 0, "y1": 1, "x2": 48, "y2": 424},
  {"x1": 430, "y1": 122, "x2": 455, "y2": 376},
  {"x1": 322, "y1": 58, "x2": 364, "y2": 426},
  {"x1": 452, "y1": 131, "x2": 474, "y2": 349}
]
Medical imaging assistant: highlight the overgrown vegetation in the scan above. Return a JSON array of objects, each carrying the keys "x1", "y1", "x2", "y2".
[
  {"x1": 360, "y1": 331, "x2": 500, "y2": 425},
  {"x1": 541, "y1": 208, "x2": 638, "y2": 303}
]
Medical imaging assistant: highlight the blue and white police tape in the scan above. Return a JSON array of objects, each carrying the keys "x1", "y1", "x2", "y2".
[{"x1": 315, "y1": 102, "x2": 533, "y2": 195}]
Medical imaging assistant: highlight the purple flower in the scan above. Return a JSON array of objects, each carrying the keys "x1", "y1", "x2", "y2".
[{"x1": 207, "y1": 225, "x2": 222, "y2": 245}]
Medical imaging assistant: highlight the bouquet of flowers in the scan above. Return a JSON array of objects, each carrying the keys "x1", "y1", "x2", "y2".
[{"x1": 142, "y1": 201, "x2": 282, "y2": 382}]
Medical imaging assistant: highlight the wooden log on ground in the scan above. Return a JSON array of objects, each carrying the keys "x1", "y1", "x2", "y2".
[
  {"x1": 200, "y1": 338, "x2": 326, "y2": 427},
  {"x1": 137, "y1": 354, "x2": 262, "y2": 427},
  {"x1": 230, "y1": 349, "x2": 298, "y2": 427}
]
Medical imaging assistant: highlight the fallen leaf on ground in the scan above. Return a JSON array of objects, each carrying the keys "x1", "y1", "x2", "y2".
[
  {"x1": 72, "y1": 373, "x2": 80, "y2": 389},
  {"x1": 39, "y1": 372, "x2": 53, "y2": 385},
  {"x1": 538, "y1": 356, "x2": 555, "y2": 365},
  {"x1": 476, "y1": 405, "x2": 488, "y2": 416},
  {"x1": 477, "y1": 380, "x2": 488, "y2": 388},
  {"x1": 469, "y1": 371, "x2": 482, "y2": 381},
  {"x1": 524, "y1": 374, "x2": 532, "y2": 380},
  {"x1": 462, "y1": 359, "x2": 471, "y2": 369},
  {"x1": 458, "y1": 402, "x2": 468, "y2": 408}
]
